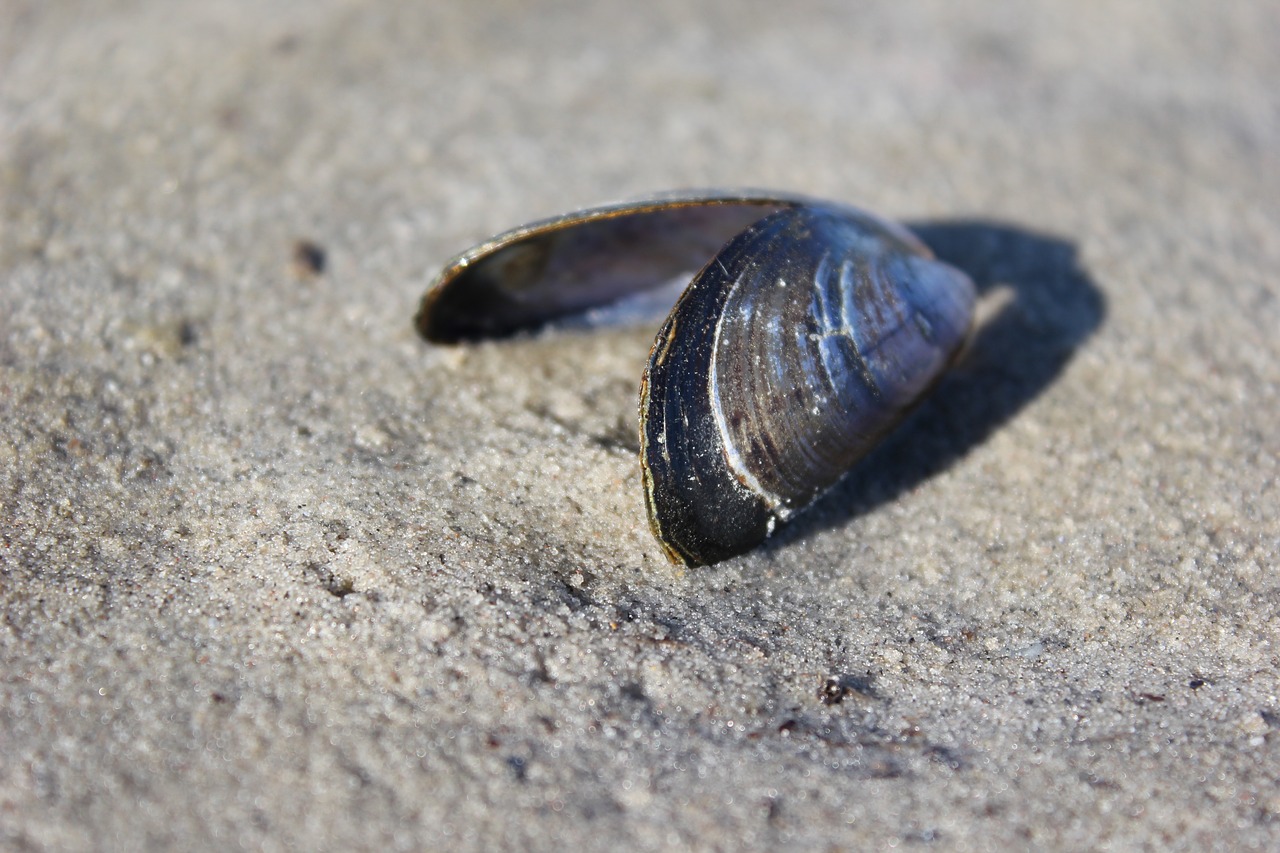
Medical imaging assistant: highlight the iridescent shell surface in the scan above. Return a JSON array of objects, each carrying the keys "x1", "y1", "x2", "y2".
[{"x1": 418, "y1": 192, "x2": 976, "y2": 566}]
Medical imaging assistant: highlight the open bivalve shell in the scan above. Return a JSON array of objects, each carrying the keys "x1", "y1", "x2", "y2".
[{"x1": 418, "y1": 191, "x2": 976, "y2": 566}]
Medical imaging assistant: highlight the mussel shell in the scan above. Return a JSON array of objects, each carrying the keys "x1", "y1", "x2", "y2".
[
  {"x1": 639, "y1": 204, "x2": 975, "y2": 565},
  {"x1": 417, "y1": 192, "x2": 976, "y2": 566},
  {"x1": 417, "y1": 191, "x2": 803, "y2": 342}
]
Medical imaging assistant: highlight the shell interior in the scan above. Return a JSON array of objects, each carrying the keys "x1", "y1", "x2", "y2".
[{"x1": 417, "y1": 193, "x2": 804, "y2": 342}]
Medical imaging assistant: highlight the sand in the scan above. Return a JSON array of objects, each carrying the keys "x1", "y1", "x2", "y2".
[{"x1": 2, "y1": 1, "x2": 1277, "y2": 849}]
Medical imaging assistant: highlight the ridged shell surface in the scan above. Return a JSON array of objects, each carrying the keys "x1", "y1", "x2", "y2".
[{"x1": 641, "y1": 205, "x2": 975, "y2": 566}]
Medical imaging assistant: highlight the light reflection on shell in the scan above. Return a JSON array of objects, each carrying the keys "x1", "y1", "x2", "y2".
[{"x1": 418, "y1": 192, "x2": 976, "y2": 566}]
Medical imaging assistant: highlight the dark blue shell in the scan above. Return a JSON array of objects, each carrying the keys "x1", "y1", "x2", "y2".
[
  {"x1": 418, "y1": 193, "x2": 976, "y2": 566},
  {"x1": 639, "y1": 205, "x2": 974, "y2": 565}
]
